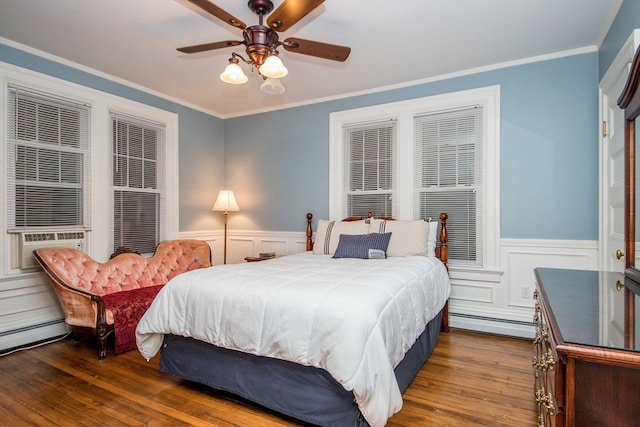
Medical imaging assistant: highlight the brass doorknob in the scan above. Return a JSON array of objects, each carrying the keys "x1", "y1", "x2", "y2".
[{"x1": 616, "y1": 249, "x2": 625, "y2": 259}]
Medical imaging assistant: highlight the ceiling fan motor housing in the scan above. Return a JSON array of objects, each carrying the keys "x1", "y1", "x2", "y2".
[{"x1": 243, "y1": 25, "x2": 280, "y2": 67}]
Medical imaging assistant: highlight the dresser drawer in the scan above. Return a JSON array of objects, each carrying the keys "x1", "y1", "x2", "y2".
[{"x1": 533, "y1": 289, "x2": 563, "y2": 427}]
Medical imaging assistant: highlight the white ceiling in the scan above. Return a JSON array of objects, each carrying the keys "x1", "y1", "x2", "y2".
[{"x1": 0, "y1": 0, "x2": 623, "y2": 118}]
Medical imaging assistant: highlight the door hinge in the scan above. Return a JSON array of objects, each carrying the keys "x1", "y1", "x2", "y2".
[{"x1": 603, "y1": 120, "x2": 609, "y2": 137}]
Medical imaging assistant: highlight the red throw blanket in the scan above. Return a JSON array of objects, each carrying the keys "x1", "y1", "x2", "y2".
[{"x1": 102, "y1": 285, "x2": 164, "y2": 355}]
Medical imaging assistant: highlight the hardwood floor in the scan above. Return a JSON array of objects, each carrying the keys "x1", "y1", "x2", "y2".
[{"x1": 0, "y1": 329, "x2": 537, "y2": 426}]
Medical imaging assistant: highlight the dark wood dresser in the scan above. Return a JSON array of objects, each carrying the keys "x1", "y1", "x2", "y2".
[{"x1": 533, "y1": 268, "x2": 640, "y2": 427}]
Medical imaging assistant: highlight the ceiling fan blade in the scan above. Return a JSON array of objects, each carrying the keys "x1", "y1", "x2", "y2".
[
  {"x1": 187, "y1": 0, "x2": 246, "y2": 30},
  {"x1": 267, "y1": 0, "x2": 325, "y2": 32},
  {"x1": 177, "y1": 40, "x2": 243, "y2": 54},
  {"x1": 283, "y1": 37, "x2": 351, "y2": 62}
]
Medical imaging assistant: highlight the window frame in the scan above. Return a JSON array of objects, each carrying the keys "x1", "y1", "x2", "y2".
[
  {"x1": 329, "y1": 85, "x2": 501, "y2": 271},
  {"x1": 414, "y1": 106, "x2": 485, "y2": 268},
  {"x1": 0, "y1": 63, "x2": 179, "y2": 274},
  {"x1": 343, "y1": 120, "x2": 397, "y2": 218},
  {"x1": 110, "y1": 112, "x2": 166, "y2": 255}
]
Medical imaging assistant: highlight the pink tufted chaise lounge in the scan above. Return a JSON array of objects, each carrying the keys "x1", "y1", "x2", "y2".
[{"x1": 33, "y1": 239, "x2": 211, "y2": 360}]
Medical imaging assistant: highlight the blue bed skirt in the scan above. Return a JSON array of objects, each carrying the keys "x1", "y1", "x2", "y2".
[{"x1": 159, "y1": 309, "x2": 444, "y2": 426}]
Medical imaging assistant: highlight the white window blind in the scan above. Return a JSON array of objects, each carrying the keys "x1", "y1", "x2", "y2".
[
  {"x1": 111, "y1": 112, "x2": 164, "y2": 254},
  {"x1": 414, "y1": 106, "x2": 483, "y2": 267},
  {"x1": 6, "y1": 85, "x2": 91, "y2": 229},
  {"x1": 343, "y1": 121, "x2": 397, "y2": 218}
]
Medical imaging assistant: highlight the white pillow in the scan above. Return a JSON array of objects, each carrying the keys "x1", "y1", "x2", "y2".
[
  {"x1": 427, "y1": 220, "x2": 439, "y2": 257},
  {"x1": 313, "y1": 220, "x2": 369, "y2": 255},
  {"x1": 369, "y1": 219, "x2": 438, "y2": 257}
]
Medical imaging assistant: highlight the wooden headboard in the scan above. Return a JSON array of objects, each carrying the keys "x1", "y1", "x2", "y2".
[{"x1": 304, "y1": 212, "x2": 449, "y2": 269}]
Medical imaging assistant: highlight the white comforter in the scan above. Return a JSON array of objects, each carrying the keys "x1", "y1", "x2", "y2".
[{"x1": 136, "y1": 252, "x2": 450, "y2": 427}]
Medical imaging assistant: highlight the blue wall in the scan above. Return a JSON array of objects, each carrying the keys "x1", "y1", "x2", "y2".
[
  {"x1": 224, "y1": 53, "x2": 600, "y2": 239},
  {"x1": 0, "y1": 43, "x2": 225, "y2": 232},
  {"x1": 3, "y1": 0, "x2": 639, "y2": 240}
]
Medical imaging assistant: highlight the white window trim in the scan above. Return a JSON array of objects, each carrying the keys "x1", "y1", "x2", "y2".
[
  {"x1": 0, "y1": 62, "x2": 179, "y2": 275},
  {"x1": 329, "y1": 85, "x2": 501, "y2": 272}
]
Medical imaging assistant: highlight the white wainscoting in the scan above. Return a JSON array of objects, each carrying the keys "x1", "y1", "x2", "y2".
[
  {"x1": 179, "y1": 229, "x2": 310, "y2": 266},
  {"x1": 0, "y1": 271, "x2": 67, "y2": 352},
  {"x1": 449, "y1": 238, "x2": 599, "y2": 338},
  {"x1": 0, "y1": 232, "x2": 600, "y2": 352}
]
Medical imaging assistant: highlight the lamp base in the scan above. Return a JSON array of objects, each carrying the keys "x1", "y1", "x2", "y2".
[{"x1": 223, "y1": 211, "x2": 228, "y2": 264}]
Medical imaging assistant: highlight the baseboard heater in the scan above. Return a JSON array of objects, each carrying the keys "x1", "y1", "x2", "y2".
[
  {"x1": 449, "y1": 312, "x2": 535, "y2": 339},
  {"x1": 0, "y1": 319, "x2": 68, "y2": 354}
]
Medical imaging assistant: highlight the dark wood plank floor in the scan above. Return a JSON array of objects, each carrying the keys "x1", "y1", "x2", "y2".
[{"x1": 0, "y1": 329, "x2": 537, "y2": 426}]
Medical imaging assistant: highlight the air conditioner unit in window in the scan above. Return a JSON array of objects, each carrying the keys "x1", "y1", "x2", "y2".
[{"x1": 18, "y1": 231, "x2": 86, "y2": 269}]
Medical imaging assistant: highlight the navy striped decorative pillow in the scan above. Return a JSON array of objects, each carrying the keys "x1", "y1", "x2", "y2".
[{"x1": 332, "y1": 232, "x2": 392, "y2": 259}]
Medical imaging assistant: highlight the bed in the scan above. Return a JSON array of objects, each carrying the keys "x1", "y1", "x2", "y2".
[{"x1": 136, "y1": 212, "x2": 451, "y2": 427}]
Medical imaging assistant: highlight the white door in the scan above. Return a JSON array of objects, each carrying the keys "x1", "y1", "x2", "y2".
[{"x1": 600, "y1": 30, "x2": 640, "y2": 272}]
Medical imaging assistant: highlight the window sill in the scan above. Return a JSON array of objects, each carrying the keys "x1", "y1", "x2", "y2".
[{"x1": 448, "y1": 266, "x2": 503, "y2": 283}]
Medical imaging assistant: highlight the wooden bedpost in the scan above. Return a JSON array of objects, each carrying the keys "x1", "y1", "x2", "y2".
[
  {"x1": 439, "y1": 212, "x2": 448, "y2": 270},
  {"x1": 306, "y1": 213, "x2": 313, "y2": 251},
  {"x1": 439, "y1": 212, "x2": 450, "y2": 332},
  {"x1": 441, "y1": 301, "x2": 450, "y2": 333}
]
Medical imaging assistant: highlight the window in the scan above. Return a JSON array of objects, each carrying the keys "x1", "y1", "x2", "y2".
[
  {"x1": 344, "y1": 120, "x2": 396, "y2": 217},
  {"x1": 414, "y1": 107, "x2": 483, "y2": 267},
  {"x1": 6, "y1": 85, "x2": 91, "y2": 230},
  {"x1": 330, "y1": 86, "x2": 500, "y2": 270},
  {"x1": 111, "y1": 113, "x2": 164, "y2": 254}
]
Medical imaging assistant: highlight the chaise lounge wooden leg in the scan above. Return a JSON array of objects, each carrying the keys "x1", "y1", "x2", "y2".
[
  {"x1": 94, "y1": 296, "x2": 108, "y2": 361},
  {"x1": 98, "y1": 336, "x2": 107, "y2": 361}
]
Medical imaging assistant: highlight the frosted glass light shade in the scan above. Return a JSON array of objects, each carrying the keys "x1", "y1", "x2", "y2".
[
  {"x1": 260, "y1": 77, "x2": 285, "y2": 95},
  {"x1": 220, "y1": 62, "x2": 248, "y2": 84},
  {"x1": 212, "y1": 190, "x2": 240, "y2": 212},
  {"x1": 260, "y1": 54, "x2": 288, "y2": 78}
]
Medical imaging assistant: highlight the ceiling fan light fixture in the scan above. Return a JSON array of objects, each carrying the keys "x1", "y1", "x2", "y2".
[
  {"x1": 179, "y1": 0, "x2": 351, "y2": 94},
  {"x1": 220, "y1": 58, "x2": 248, "y2": 84},
  {"x1": 260, "y1": 77, "x2": 286, "y2": 95},
  {"x1": 259, "y1": 52, "x2": 288, "y2": 79}
]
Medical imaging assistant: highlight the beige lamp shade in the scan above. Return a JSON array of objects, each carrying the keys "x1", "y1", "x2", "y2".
[
  {"x1": 260, "y1": 77, "x2": 285, "y2": 95},
  {"x1": 259, "y1": 54, "x2": 288, "y2": 79},
  {"x1": 212, "y1": 190, "x2": 240, "y2": 212},
  {"x1": 220, "y1": 62, "x2": 248, "y2": 84}
]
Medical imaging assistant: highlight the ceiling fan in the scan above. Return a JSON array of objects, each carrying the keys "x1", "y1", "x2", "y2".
[{"x1": 178, "y1": 0, "x2": 351, "y2": 93}]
